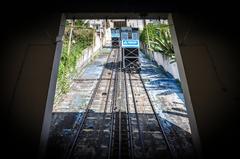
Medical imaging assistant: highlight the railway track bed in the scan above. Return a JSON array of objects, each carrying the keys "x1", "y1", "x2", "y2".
[{"x1": 46, "y1": 48, "x2": 195, "y2": 159}]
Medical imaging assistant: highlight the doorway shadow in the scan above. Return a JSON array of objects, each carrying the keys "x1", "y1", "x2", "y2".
[{"x1": 45, "y1": 110, "x2": 196, "y2": 159}]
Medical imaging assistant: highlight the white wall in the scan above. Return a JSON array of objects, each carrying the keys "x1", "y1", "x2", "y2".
[
  {"x1": 105, "y1": 27, "x2": 112, "y2": 41},
  {"x1": 76, "y1": 32, "x2": 102, "y2": 70},
  {"x1": 127, "y1": 20, "x2": 144, "y2": 30},
  {"x1": 153, "y1": 52, "x2": 180, "y2": 80}
]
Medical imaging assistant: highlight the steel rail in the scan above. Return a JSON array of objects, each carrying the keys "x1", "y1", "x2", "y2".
[
  {"x1": 124, "y1": 71, "x2": 134, "y2": 159},
  {"x1": 95, "y1": 48, "x2": 118, "y2": 157},
  {"x1": 64, "y1": 50, "x2": 113, "y2": 159},
  {"x1": 128, "y1": 73, "x2": 146, "y2": 159},
  {"x1": 138, "y1": 73, "x2": 174, "y2": 158},
  {"x1": 108, "y1": 48, "x2": 120, "y2": 159}
]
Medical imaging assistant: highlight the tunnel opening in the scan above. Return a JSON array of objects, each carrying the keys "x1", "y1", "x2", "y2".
[{"x1": 41, "y1": 14, "x2": 200, "y2": 159}]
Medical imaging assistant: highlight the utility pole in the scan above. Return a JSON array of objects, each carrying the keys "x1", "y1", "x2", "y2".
[
  {"x1": 92, "y1": 28, "x2": 95, "y2": 52},
  {"x1": 143, "y1": 19, "x2": 146, "y2": 26},
  {"x1": 67, "y1": 19, "x2": 74, "y2": 55},
  {"x1": 92, "y1": 20, "x2": 95, "y2": 53},
  {"x1": 145, "y1": 20, "x2": 150, "y2": 52},
  {"x1": 146, "y1": 25, "x2": 150, "y2": 48}
]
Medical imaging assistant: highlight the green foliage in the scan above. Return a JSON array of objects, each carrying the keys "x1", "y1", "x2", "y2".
[
  {"x1": 56, "y1": 20, "x2": 95, "y2": 97},
  {"x1": 140, "y1": 23, "x2": 158, "y2": 45},
  {"x1": 74, "y1": 19, "x2": 89, "y2": 28},
  {"x1": 140, "y1": 23, "x2": 175, "y2": 62}
]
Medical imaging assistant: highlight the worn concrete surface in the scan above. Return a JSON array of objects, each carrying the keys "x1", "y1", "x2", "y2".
[
  {"x1": 46, "y1": 49, "x2": 195, "y2": 159},
  {"x1": 46, "y1": 48, "x2": 112, "y2": 158},
  {"x1": 140, "y1": 52, "x2": 195, "y2": 158}
]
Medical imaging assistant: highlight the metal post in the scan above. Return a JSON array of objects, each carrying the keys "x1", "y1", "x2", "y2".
[
  {"x1": 92, "y1": 27, "x2": 95, "y2": 53},
  {"x1": 67, "y1": 19, "x2": 74, "y2": 55},
  {"x1": 145, "y1": 20, "x2": 151, "y2": 59}
]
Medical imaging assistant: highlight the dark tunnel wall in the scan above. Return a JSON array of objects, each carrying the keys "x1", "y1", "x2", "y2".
[
  {"x1": 2, "y1": 1, "x2": 240, "y2": 158},
  {"x1": 171, "y1": 13, "x2": 240, "y2": 158},
  {"x1": 2, "y1": 13, "x2": 62, "y2": 159}
]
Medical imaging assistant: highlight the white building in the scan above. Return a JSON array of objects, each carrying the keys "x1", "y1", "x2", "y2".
[{"x1": 126, "y1": 20, "x2": 144, "y2": 30}]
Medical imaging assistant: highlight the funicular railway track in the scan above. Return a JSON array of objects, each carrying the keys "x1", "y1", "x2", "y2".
[
  {"x1": 63, "y1": 48, "x2": 174, "y2": 159},
  {"x1": 64, "y1": 48, "x2": 119, "y2": 159},
  {"x1": 123, "y1": 71, "x2": 174, "y2": 159}
]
